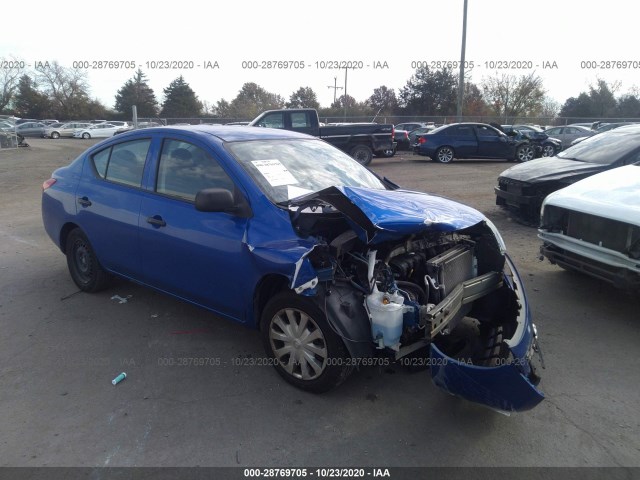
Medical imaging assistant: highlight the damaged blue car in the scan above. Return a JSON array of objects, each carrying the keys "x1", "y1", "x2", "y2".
[{"x1": 42, "y1": 125, "x2": 544, "y2": 413}]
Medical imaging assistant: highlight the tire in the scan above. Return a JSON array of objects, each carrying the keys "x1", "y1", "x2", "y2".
[
  {"x1": 65, "y1": 228, "x2": 111, "y2": 292},
  {"x1": 435, "y1": 146, "x2": 454, "y2": 163},
  {"x1": 82, "y1": 132, "x2": 91, "y2": 139},
  {"x1": 349, "y1": 145, "x2": 373, "y2": 166},
  {"x1": 260, "y1": 291, "x2": 352, "y2": 393},
  {"x1": 379, "y1": 147, "x2": 396, "y2": 158},
  {"x1": 516, "y1": 144, "x2": 535, "y2": 162},
  {"x1": 51, "y1": 132, "x2": 60, "y2": 139},
  {"x1": 541, "y1": 144, "x2": 556, "y2": 157}
]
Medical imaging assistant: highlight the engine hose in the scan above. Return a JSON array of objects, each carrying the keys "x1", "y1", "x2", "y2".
[{"x1": 395, "y1": 280, "x2": 427, "y2": 304}]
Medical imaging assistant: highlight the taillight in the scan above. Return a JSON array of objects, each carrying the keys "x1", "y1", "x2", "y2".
[
  {"x1": 403, "y1": 131, "x2": 409, "y2": 139},
  {"x1": 392, "y1": 126, "x2": 395, "y2": 139},
  {"x1": 42, "y1": 178, "x2": 56, "y2": 190},
  {"x1": 418, "y1": 136, "x2": 427, "y2": 144}
]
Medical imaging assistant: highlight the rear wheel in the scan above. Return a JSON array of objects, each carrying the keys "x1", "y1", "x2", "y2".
[
  {"x1": 379, "y1": 147, "x2": 396, "y2": 158},
  {"x1": 260, "y1": 291, "x2": 351, "y2": 393},
  {"x1": 541, "y1": 144, "x2": 556, "y2": 157},
  {"x1": 435, "y1": 146, "x2": 454, "y2": 163},
  {"x1": 350, "y1": 145, "x2": 373, "y2": 166},
  {"x1": 65, "y1": 228, "x2": 111, "y2": 292},
  {"x1": 51, "y1": 132, "x2": 60, "y2": 139}
]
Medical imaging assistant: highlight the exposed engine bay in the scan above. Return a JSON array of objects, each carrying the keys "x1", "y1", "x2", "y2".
[{"x1": 293, "y1": 202, "x2": 524, "y2": 369}]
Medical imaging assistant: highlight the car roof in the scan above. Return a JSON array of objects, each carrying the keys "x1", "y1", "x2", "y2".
[{"x1": 113, "y1": 125, "x2": 313, "y2": 142}]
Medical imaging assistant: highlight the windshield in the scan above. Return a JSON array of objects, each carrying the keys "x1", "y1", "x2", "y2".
[
  {"x1": 557, "y1": 129, "x2": 640, "y2": 164},
  {"x1": 227, "y1": 139, "x2": 386, "y2": 203}
]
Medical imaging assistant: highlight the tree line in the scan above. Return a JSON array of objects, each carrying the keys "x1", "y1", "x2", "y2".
[{"x1": 2, "y1": 59, "x2": 640, "y2": 122}]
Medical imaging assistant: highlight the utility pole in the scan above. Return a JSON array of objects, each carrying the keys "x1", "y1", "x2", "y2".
[
  {"x1": 343, "y1": 67, "x2": 348, "y2": 121},
  {"x1": 456, "y1": 0, "x2": 468, "y2": 123},
  {"x1": 327, "y1": 77, "x2": 343, "y2": 104}
]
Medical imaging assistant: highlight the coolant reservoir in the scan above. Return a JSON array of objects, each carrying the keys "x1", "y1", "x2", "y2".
[{"x1": 365, "y1": 289, "x2": 405, "y2": 349}]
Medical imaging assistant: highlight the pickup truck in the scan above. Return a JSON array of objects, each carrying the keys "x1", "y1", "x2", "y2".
[{"x1": 249, "y1": 108, "x2": 394, "y2": 166}]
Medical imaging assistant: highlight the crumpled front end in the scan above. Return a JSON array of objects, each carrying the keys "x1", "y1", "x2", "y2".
[
  {"x1": 284, "y1": 186, "x2": 544, "y2": 412},
  {"x1": 429, "y1": 254, "x2": 544, "y2": 413}
]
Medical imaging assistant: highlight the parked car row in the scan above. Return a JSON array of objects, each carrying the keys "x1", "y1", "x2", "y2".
[{"x1": 494, "y1": 124, "x2": 640, "y2": 291}]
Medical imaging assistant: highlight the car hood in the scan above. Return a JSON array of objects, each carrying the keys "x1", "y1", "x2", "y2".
[
  {"x1": 543, "y1": 165, "x2": 640, "y2": 226},
  {"x1": 499, "y1": 157, "x2": 605, "y2": 184},
  {"x1": 289, "y1": 186, "x2": 487, "y2": 244}
]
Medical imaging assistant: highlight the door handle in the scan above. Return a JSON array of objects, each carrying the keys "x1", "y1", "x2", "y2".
[
  {"x1": 77, "y1": 196, "x2": 92, "y2": 207},
  {"x1": 146, "y1": 215, "x2": 166, "y2": 227}
]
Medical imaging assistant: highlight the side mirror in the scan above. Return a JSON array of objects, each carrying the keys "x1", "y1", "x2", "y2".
[{"x1": 195, "y1": 188, "x2": 252, "y2": 217}]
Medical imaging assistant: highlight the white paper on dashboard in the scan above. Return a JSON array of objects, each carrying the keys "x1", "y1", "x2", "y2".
[{"x1": 252, "y1": 159, "x2": 298, "y2": 186}]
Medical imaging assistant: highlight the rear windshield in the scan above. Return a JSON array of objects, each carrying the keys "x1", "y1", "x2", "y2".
[{"x1": 558, "y1": 129, "x2": 640, "y2": 164}]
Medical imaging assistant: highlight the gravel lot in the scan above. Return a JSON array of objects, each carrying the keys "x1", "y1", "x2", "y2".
[{"x1": 0, "y1": 138, "x2": 639, "y2": 468}]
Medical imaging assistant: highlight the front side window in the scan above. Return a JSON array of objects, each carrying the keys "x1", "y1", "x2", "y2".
[
  {"x1": 255, "y1": 113, "x2": 284, "y2": 129},
  {"x1": 156, "y1": 139, "x2": 235, "y2": 201},
  {"x1": 476, "y1": 125, "x2": 499, "y2": 137}
]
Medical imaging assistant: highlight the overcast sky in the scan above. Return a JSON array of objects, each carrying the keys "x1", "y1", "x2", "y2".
[{"x1": 2, "y1": 0, "x2": 638, "y2": 112}]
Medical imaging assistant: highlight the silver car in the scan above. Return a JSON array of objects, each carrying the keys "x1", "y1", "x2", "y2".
[
  {"x1": 544, "y1": 125, "x2": 593, "y2": 149},
  {"x1": 45, "y1": 122, "x2": 93, "y2": 139}
]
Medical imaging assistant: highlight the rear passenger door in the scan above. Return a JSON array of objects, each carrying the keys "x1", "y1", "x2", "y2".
[
  {"x1": 75, "y1": 138, "x2": 152, "y2": 278},
  {"x1": 450, "y1": 125, "x2": 478, "y2": 157}
]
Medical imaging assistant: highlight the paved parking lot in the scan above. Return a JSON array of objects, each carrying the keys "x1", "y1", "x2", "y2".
[{"x1": 1, "y1": 139, "x2": 639, "y2": 468}]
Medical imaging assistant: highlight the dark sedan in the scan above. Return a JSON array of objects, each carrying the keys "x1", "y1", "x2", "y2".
[
  {"x1": 495, "y1": 125, "x2": 640, "y2": 223},
  {"x1": 413, "y1": 122, "x2": 533, "y2": 163},
  {"x1": 502, "y1": 125, "x2": 563, "y2": 158}
]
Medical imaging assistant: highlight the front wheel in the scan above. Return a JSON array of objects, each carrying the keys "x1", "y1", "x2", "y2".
[
  {"x1": 349, "y1": 145, "x2": 373, "y2": 166},
  {"x1": 65, "y1": 228, "x2": 111, "y2": 292},
  {"x1": 515, "y1": 144, "x2": 535, "y2": 162},
  {"x1": 82, "y1": 132, "x2": 91, "y2": 139},
  {"x1": 51, "y1": 132, "x2": 60, "y2": 139},
  {"x1": 435, "y1": 146, "x2": 455, "y2": 163},
  {"x1": 260, "y1": 291, "x2": 352, "y2": 393}
]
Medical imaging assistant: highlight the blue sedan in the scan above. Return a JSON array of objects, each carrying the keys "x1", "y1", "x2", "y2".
[
  {"x1": 414, "y1": 122, "x2": 534, "y2": 163},
  {"x1": 42, "y1": 125, "x2": 543, "y2": 412}
]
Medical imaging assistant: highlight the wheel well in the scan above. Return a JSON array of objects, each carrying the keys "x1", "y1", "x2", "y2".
[
  {"x1": 253, "y1": 274, "x2": 290, "y2": 329},
  {"x1": 59, "y1": 222, "x2": 80, "y2": 252}
]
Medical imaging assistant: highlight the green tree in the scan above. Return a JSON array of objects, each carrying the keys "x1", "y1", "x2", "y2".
[
  {"x1": 218, "y1": 83, "x2": 284, "y2": 120},
  {"x1": 616, "y1": 94, "x2": 640, "y2": 117},
  {"x1": 13, "y1": 75, "x2": 51, "y2": 118},
  {"x1": 160, "y1": 76, "x2": 202, "y2": 118},
  {"x1": 286, "y1": 87, "x2": 320, "y2": 109},
  {"x1": 481, "y1": 72, "x2": 545, "y2": 121},
  {"x1": 399, "y1": 67, "x2": 458, "y2": 115},
  {"x1": 559, "y1": 93, "x2": 595, "y2": 119},
  {"x1": 114, "y1": 69, "x2": 158, "y2": 117},
  {"x1": 588, "y1": 79, "x2": 618, "y2": 117},
  {"x1": 367, "y1": 86, "x2": 398, "y2": 114}
]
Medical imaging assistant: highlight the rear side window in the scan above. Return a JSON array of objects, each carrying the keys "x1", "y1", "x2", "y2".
[
  {"x1": 90, "y1": 139, "x2": 150, "y2": 187},
  {"x1": 156, "y1": 139, "x2": 235, "y2": 202}
]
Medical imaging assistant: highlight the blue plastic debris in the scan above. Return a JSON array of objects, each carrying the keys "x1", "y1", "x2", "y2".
[{"x1": 112, "y1": 372, "x2": 127, "y2": 386}]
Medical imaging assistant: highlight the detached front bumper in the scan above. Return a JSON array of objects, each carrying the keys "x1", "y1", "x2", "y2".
[{"x1": 428, "y1": 255, "x2": 544, "y2": 413}]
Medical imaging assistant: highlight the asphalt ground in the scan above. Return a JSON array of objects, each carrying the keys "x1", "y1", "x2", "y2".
[{"x1": 0, "y1": 139, "x2": 638, "y2": 469}]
